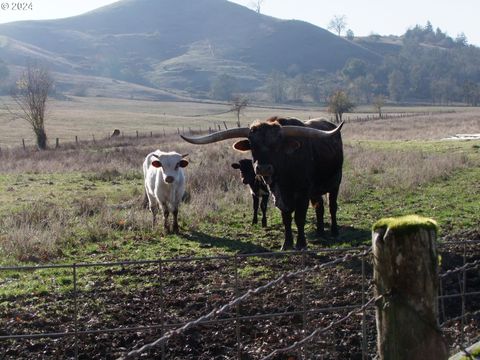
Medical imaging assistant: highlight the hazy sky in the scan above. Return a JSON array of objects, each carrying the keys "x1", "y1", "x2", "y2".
[{"x1": 0, "y1": 0, "x2": 478, "y2": 46}]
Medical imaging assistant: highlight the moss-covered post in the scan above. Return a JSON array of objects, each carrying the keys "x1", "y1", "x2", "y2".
[{"x1": 372, "y1": 215, "x2": 448, "y2": 360}]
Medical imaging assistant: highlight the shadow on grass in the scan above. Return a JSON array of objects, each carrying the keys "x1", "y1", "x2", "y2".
[
  {"x1": 184, "y1": 230, "x2": 272, "y2": 254},
  {"x1": 307, "y1": 225, "x2": 371, "y2": 248}
]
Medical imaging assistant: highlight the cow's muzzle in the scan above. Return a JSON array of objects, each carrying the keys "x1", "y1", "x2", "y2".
[{"x1": 164, "y1": 176, "x2": 174, "y2": 184}]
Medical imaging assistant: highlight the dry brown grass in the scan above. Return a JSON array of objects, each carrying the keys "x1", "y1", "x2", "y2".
[
  {"x1": 0, "y1": 203, "x2": 69, "y2": 262},
  {"x1": 343, "y1": 110, "x2": 480, "y2": 141}
]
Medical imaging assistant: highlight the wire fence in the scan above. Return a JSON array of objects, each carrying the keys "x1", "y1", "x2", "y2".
[
  {"x1": 0, "y1": 240, "x2": 479, "y2": 359},
  {"x1": 1, "y1": 109, "x2": 457, "y2": 153}
]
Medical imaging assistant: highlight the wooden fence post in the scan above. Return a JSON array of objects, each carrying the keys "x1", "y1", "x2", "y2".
[
  {"x1": 372, "y1": 215, "x2": 448, "y2": 360},
  {"x1": 22, "y1": 139, "x2": 26, "y2": 150},
  {"x1": 75, "y1": 135, "x2": 78, "y2": 145},
  {"x1": 55, "y1": 138, "x2": 59, "y2": 149}
]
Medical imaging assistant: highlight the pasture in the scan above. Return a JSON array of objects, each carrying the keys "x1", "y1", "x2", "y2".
[{"x1": 0, "y1": 97, "x2": 479, "y2": 358}]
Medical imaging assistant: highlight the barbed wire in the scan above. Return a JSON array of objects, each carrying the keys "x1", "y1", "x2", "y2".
[
  {"x1": 117, "y1": 248, "x2": 371, "y2": 360},
  {"x1": 440, "y1": 259, "x2": 480, "y2": 279},
  {"x1": 261, "y1": 294, "x2": 379, "y2": 360},
  {"x1": 441, "y1": 308, "x2": 480, "y2": 328}
]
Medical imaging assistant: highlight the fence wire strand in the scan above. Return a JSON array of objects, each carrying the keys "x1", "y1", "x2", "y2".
[
  {"x1": 117, "y1": 248, "x2": 371, "y2": 360},
  {"x1": 440, "y1": 259, "x2": 480, "y2": 279},
  {"x1": 261, "y1": 295, "x2": 379, "y2": 360}
]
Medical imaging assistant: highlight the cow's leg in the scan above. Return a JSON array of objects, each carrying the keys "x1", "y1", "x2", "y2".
[
  {"x1": 280, "y1": 210, "x2": 294, "y2": 251},
  {"x1": 150, "y1": 206, "x2": 158, "y2": 228},
  {"x1": 161, "y1": 203, "x2": 170, "y2": 234},
  {"x1": 328, "y1": 190, "x2": 339, "y2": 237},
  {"x1": 294, "y1": 197, "x2": 309, "y2": 250},
  {"x1": 313, "y1": 196, "x2": 325, "y2": 237},
  {"x1": 142, "y1": 191, "x2": 149, "y2": 209},
  {"x1": 252, "y1": 194, "x2": 259, "y2": 225},
  {"x1": 172, "y1": 208, "x2": 180, "y2": 234},
  {"x1": 260, "y1": 195, "x2": 268, "y2": 227},
  {"x1": 146, "y1": 192, "x2": 158, "y2": 228}
]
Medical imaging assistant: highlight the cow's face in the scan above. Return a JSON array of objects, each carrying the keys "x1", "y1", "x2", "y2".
[
  {"x1": 233, "y1": 121, "x2": 300, "y2": 184},
  {"x1": 151, "y1": 153, "x2": 188, "y2": 184},
  {"x1": 231, "y1": 159, "x2": 256, "y2": 185}
]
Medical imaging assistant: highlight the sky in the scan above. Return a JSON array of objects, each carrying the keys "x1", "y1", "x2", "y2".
[{"x1": 0, "y1": 0, "x2": 478, "y2": 46}]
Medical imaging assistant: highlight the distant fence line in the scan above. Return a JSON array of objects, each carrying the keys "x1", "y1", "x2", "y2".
[{"x1": 1, "y1": 110, "x2": 456, "y2": 152}]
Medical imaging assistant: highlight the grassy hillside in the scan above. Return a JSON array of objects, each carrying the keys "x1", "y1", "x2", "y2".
[{"x1": 0, "y1": 0, "x2": 380, "y2": 94}]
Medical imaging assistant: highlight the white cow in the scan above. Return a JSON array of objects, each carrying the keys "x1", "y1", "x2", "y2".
[{"x1": 143, "y1": 150, "x2": 188, "y2": 233}]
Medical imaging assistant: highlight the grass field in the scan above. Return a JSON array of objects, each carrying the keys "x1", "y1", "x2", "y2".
[
  {"x1": 1, "y1": 95, "x2": 479, "y2": 147},
  {"x1": 0, "y1": 97, "x2": 478, "y2": 286}
]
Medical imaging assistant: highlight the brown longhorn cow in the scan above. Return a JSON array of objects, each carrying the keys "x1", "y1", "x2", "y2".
[{"x1": 182, "y1": 117, "x2": 343, "y2": 250}]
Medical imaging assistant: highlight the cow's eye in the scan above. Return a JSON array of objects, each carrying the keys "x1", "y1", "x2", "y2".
[{"x1": 152, "y1": 160, "x2": 162, "y2": 168}]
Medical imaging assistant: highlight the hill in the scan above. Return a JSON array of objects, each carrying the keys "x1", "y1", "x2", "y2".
[{"x1": 0, "y1": 0, "x2": 380, "y2": 98}]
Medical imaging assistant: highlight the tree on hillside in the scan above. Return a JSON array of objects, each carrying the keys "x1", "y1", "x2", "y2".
[
  {"x1": 387, "y1": 69, "x2": 407, "y2": 102},
  {"x1": 342, "y1": 58, "x2": 367, "y2": 80},
  {"x1": 210, "y1": 74, "x2": 237, "y2": 101},
  {"x1": 455, "y1": 33, "x2": 468, "y2": 47},
  {"x1": 249, "y1": 0, "x2": 265, "y2": 13},
  {"x1": 346, "y1": 29, "x2": 355, "y2": 40},
  {"x1": 10, "y1": 63, "x2": 53, "y2": 150},
  {"x1": 266, "y1": 71, "x2": 287, "y2": 103},
  {"x1": 462, "y1": 81, "x2": 480, "y2": 106},
  {"x1": 328, "y1": 15, "x2": 347, "y2": 36},
  {"x1": 327, "y1": 90, "x2": 355, "y2": 123},
  {"x1": 372, "y1": 95, "x2": 385, "y2": 118}
]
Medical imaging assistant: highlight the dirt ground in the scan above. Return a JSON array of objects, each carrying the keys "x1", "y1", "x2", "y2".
[{"x1": 1, "y1": 230, "x2": 479, "y2": 359}]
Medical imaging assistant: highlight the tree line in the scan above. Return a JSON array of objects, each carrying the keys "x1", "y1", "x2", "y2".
[{"x1": 211, "y1": 22, "x2": 480, "y2": 106}]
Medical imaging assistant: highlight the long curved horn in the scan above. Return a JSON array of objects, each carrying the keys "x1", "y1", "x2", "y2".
[
  {"x1": 180, "y1": 127, "x2": 250, "y2": 144},
  {"x1": 281, "y1": 121, "x2": 344, "y2": 139}
]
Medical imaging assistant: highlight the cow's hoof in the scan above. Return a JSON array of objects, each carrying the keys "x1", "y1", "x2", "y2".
[
  {"x1": 172, "y1": 226, "x2": 179, "y2": 234},
  {"x1": 261, "y1": 220, "x2": 267, "y2": 228}
]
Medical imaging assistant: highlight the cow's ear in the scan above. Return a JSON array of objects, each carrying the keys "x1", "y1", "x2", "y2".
[
  {"x1": 283, "y1": 139, "x2": 301, "y2": 154},
  {"x1": 233, "y1": 140, "x2": 251, "y2": 152},
  {"x1": 151, "y1": 160, "x2": 162, "y2": 168},
  {"x1": 231, "y1": 163, "x2": 241, "y2": 169},
  {"x1": 178, "y1": 159, "x2": 189, "y2": 168}
]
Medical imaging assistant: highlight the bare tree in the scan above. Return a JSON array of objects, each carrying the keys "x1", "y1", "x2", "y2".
[
  {"x1": 372, "y1": 95, "x2": 385, "y2": 118},
  {"x1": 231, "y1": 97, "x2": 248, "y2": 127},
  {"x1": 11, "y1": 63, "x2": 53, "y2": 150},
  {"x1": 249, "y1": 0, "x2": 265, "y2": 13},
  {"x1": 327, "y1": 90, "x2": 355, "y2": 123},
  {"x1": 328, "y1": 15, "x2": 347, "y2": 36}
]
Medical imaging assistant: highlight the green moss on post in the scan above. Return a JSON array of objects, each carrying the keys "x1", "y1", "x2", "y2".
[{"x1": 373, "y1": 214, "x2": 439, "y2": 237}]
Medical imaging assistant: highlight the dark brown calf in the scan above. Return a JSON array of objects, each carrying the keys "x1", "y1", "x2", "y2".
[{"x1": 232, "y1": 159, "x2": 269, "y2": 227}]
